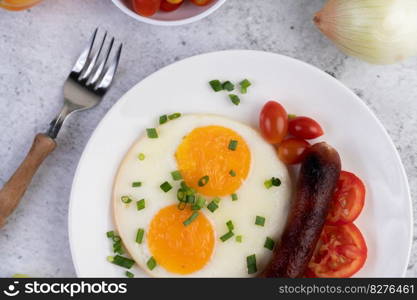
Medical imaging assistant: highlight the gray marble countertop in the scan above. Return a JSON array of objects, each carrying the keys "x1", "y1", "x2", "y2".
[{"x1": 0, "y1": 0, "x2": 416, "y2": 277}]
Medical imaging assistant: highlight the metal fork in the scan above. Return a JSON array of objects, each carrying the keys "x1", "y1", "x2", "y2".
[{"x1": 0, "y1": 28, "x2": 122, "y2": 228}]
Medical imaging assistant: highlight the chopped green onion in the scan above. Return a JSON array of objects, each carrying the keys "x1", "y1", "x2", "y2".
[
  {"x1": 222, "y1": 81, "x2": 235, "y2": 91},
  {"x1": 171, "y1": 170, "x2": 182, "y2": 181},
  {"x1": 121, "y1": 196, "x2": 132, "y2": 204},
  {"x1": 220, "y1": 231, "x2": 234, "y2": 242},
  {"x1": 106, "y1": 231, "x2": 115, "y2": 238},
  {"x1": 229, "y1": 169, "x2": 236, "y2": 177},
  {"x1": 192, "y1": 196, "x2": 206, "y2": 210},
  {"x1": 177, "y1": 202, "x2": 187, "y2": 210},
  {"x1": 231, "y1": 193, "x2": 238, "y2": 201},
  {"x1": 198, "y1": 175, "x2": 209, "y2": 187},
  {"x1": 112, "y1": 255, "x2": 135, "y2": 269},
  {"x1": 186, "y1": 194, "x2": 195, "y2": 204},
  {"x1": 264, "y1": 179, "x2": 272, "y2": 189},
  {"x1": 146, "y1": 128, "x2": 158, "y2": 139},
  {"x1": 160, "y1": 181, "x2": 172, "y2": 193},
  {"x1": 226, "y1": 220, "x2": 234, "y2": 231},
  {"x1": 228, "y1": 140, "x2": 238, "y2": 151},
  {"x1": 113, "y1": 241, "x2": 124, "y2": 255},
  {"x1": 132, "y1": 181, "x2": 142, "y2": 188},
  {"x1": 246, "y1": 254, "x2": 257, "y2": 274},
  {"x1": 112, "y1": 235, "x2": 121, "y2": 243},
  {"x1": 288, "y1": 114, "x2": 297, "y2": 119},
  {"x1": 159, "y1": 115, "x2": 168, "y2": 125},
  {"x1": 136, "y1": 199, "x2": 145, "y2": 211},
  {"x1": 168, "y1": 113, "x2": 181, "y2": 120},
  {"x1": 229, "y1": 94, "x2": 240, "y2": 106},
  {"x1": 255, "y1": 216, "x2": 266, "y2": 227},
  {"x1": 107, "y1": 256, "x2": 114, "y2": 263},
  {"x1": 147, "y1": 257, "x2": 157, "y2": 270},
  {"x1": 213, "y1": 197, "x2": 221, "y2": 204},
  {"x1": 136, "y1": 228, "x2": 145, "y2": 244},
  {"x1": 209, "y1": 80, "x2": 223, "y2": 92},
  {"x1": 125, "y1": 271, "x2": 134, "y2": 278},
  {"x1": 240, "y1": 79, "x2": 252, "y2": 94},
  {"x1": 207, "y1": 201, "x2": 219, "y2": 213},
  {"x1": 183, "y1": 211, "x2": 199, "y2": 226},
  {"x1": 271, "y1": 177, "x2": 281, "y2": 187},
  {"x1": 177, "y1": 188, "x2": 186, "y2": 202},
  {"x1": 138, "y1": 153, "x2": 145, "y2": 161},
  {"x1": 236, "y1": 235, "x2": 243, "y2": 243},
  {"x1": 264, "y1": 237, "x2": 275, "y2": 251}
]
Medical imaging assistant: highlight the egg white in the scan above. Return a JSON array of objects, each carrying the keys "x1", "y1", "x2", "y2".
[{"x1": 113, "y1": 114, "x2": 292, "y2": 277}]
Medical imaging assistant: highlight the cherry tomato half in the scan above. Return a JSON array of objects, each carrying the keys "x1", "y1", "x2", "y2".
[
  {"x1": 160, "y1": 0, "x2": 182, "y2": 11},
  {"x1": 191, "y1": 0, "x2": 213, "y2": 6},
  {"x1": 306, "y1": 223, "x2": 367, "y2": 278},
  {"x1": 288, "y1": 116, "x2": 324, "y2": 140},
  {"x1": 277, "y1": 138, "x2": 310, "y2": 165},
  {"x1": 326, "y1": 171, "x2": 366, "y2": 225},
  {"x1": 132, "y1": 0, "x2": 161, "y2": 17},
  {"x1": 259, "y1": 101, "x2": 288, "y2": 144}
]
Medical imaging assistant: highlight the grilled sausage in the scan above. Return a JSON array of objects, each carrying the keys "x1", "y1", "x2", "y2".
[{"x1": 260, "y1": 142, "x2": 341, "y2": 278}]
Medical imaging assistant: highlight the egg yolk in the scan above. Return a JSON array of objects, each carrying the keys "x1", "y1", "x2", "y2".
[
  {"x1": 147, "y1": 205, "x2": 215, "y2": 275},
  {"x1": 176, "y1": 126, "x2": 251, "y2": 196}
]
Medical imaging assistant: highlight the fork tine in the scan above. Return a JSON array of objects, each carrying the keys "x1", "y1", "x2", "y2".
[
  {"x1": 71, "y1": 28, "x2": 98, "y2": 75},
  {"x1": 95, "y1": 43, "x2": 123, "y2": 91},
  {"x1": 88, "y1": 37, "x2": 114, "y2": 86},
  {"x1": 79, "y1": 31, "x2": 107, "y2": 81}
]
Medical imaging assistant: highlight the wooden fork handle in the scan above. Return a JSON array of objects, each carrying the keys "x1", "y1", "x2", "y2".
[{"x1": 0, "y1": 134, "x2": 56, "y2": 228}]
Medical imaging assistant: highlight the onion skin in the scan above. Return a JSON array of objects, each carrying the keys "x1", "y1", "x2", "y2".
[{"x1": 314, "y1": 0, "x2": 417, "y2": 64}]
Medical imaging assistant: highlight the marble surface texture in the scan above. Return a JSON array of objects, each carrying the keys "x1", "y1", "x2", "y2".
[{"x1": 0, "y1": 0, "x2": 416, "y2": 277}]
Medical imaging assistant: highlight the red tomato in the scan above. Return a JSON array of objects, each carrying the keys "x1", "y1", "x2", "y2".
[
  {"x1": 288, "y1": 116, "x2": 324, "y2": 139},
  {"x1": 277, "y1": 138, "x2": 310, "y2": 165},
  {"x1": 191, "y1": 0, "x2": 213, "y2": 6},
  {"x1": 160, "y1": 0, "x2": 182, "y2": 11},
  {"x1": 259, "y1": 101, "x2": 288, "y2": 144},
  {"x1": 132, "y1": 0, "x2": 161, "y2": 16},
  {"x1": 327, "y1": 171, "x2": 366, "y2": 225},
  {"x1": 307, "y1": 223, "x2": 367, "y2": 278}
]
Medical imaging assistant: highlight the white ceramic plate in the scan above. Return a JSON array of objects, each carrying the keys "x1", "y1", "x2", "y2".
[{"x1": 69, "y1": 50, "x2": 412, "y2": 277}]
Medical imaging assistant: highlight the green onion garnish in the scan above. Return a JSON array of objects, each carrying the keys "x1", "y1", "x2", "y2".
[
  {"x1": 113, "y1": 240, "x2": 124, "y2": 255},
  {"x1": 229, "y1": 94, "x2": 240, "y2": 106},
  {"x1": 207, "y1": 201, "x2": 219, "y2": 213},
  {"x1": 236, "y1": 235, "x2": 243, "y2": 243},
  {"x1": 220, "y1": 231, "x2": 234, "y2": 242},
  {"x1": 107, "y1": 256, "x2": 114, "y2": 263},
  {"x1": 106, "y1": 231, "x2": 115, "y2": 238},
  {"x1": 136, "y1": 199, "x2": 145, "y2": 211},
  {"x1": 209, "y1": 80, "x2": 223, "y2": 92},
  {"x1": 136, "y1": 228, "x2": 145, "y2": 244},
  {"x1": 264, "y1": 237, "x2": 275, "y2": 251},
  {"x1": 132, "y1": 181, "x2": 142, "y2": 188},
  {"x1": 288, "y1": 114, "x2": 297, "y2": 119},
  {"x1": 160, "y1": 181, "x2": 172, "y2": 193},
  {"x1": 192, "y1": 196, "x2": 206, "y2": 210},
  {"x1": 246, "y1": 254, "x2": 257, "y2": 274},
  {"x1": 168, "y1": 113, "x2": 181, "y2": 120},
  {"x1": 183, "y1": 211, "x2": 199, "y2": 226},
  {"x1": 264, "y1": 179, "x2": 272, "y2": 189},
  {"x1": 186, "y1": 194, "x2": 195, "y2": 204},
  {"x1": 239, "y1": 79, "x2": 252, "y2": 94},
  {"x1": 147, "y1": 257, "x2": 157, "y2": 270},
  {"x1": 171, "y1": 170, "x2": 183, "y2": 181},
  {"x1": 121, "y1": 196, "x2": 132, "y2": 204},
  {"x1": 271, "y1": 177, "x2": 281, "y2": 187},
  {"x1": 213, "y1": 197, "x2": 221, "y2": 204},
  {"x1": 255, "y1": 216, "x2": 266, "y2": 227},
  {"x1": 159, "y1": 115, "x2": 168, "y2": 125},
  {"x1": 138, "y1": 153, "x2": 145, "y2": 161},
  {"x1": 125, "y1": 271, "x2": 134, "y2": 278},
  {"x1": 226, "y1": 220, "x2": 234, "y2": 231},
  {"x1": 146, "y1": 128, "x2": 158, "y2": 139},
  {"x1": 198, "y1": 175, "x2": 209, "y2": 187},
  {"x1": 228, "y1": 140, "x2": 238, "y2": 151},
  {"x1": 112, "y1": 255, "x2": 135, "y2": 269},
  {"x1": 231, "y1": 193, "x2": 238, "y2": 201},
  {"x1": 229, "y1": 170, "x2": 236, "y2": 177},
  {"x1": 222, "y1": 81, "x2": 235, "y2": 91},
  {"x1": 177, "y1": 188, "x2": 186, "y2": 202},
  {"x1": 112, "y1": 235, "x2": 121, "y2": 243}
]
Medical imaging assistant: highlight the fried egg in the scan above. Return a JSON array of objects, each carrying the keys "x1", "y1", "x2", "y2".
[{"x1": 113, "y1": 114, "x2": 291, "y2": 277}]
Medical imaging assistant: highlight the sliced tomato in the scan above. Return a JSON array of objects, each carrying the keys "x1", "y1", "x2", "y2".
[
  {"x1": 327, "y1": 171, "x2": 365, "y2": 225},
  {"x1": 259, "y1": 101, "x2": 288, "y2": 144},
  {"x1": 160, "y1": 0, "x2": 182, "y2": 11},
  {"x1": 307, "y1": 223, "x2": 367, "y2": 278},
  {"x1": 132, "y1": 0, "x2": 161, "y2": 17},
  {"x1": 191, "y1": 0, "x2": 213, "y2": 6},
  {"x1": 277, "y1": 138, "x2": 310, "y2": 165},
  {"x1": 288, "y1": 116, "x2": 324, "y2": 139}
]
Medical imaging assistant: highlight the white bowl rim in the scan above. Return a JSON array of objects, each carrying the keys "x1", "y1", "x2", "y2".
[{"x1": 111, "y1": 0, "x2": 227, "y2": 26}]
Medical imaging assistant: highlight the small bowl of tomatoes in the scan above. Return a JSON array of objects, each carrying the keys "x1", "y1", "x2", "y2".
[{"x1": 112, "y1": 0, "x2": 226, "y2": 26}]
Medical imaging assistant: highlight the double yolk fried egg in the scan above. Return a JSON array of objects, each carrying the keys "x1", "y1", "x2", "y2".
[{"x1": 113, "y1": 114, "x2": 291, "y2": 277}]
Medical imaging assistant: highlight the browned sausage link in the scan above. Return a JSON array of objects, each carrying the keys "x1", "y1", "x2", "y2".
[{"x1": 260, "y1": 142, "x2": 341, "y2": 278}]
